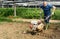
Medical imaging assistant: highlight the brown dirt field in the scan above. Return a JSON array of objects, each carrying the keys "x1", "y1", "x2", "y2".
[{"x1": 0, "y1": 22, "x2": 60, "y2": 39}]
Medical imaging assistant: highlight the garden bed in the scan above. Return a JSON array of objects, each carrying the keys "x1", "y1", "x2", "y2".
[{"x1": 0, "y1": 22, "x2": 60, "y2": 39}]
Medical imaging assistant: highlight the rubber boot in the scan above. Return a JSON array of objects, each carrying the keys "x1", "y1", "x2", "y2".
[{"x1": 45, "y1": 23, "x2": 50, "y2": 30}]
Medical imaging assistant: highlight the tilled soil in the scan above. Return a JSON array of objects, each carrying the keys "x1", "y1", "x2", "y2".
[{"x1": 0, "y1": 22, "x2": 60, "y2": 39}]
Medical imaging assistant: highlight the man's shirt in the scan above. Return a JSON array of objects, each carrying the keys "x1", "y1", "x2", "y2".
[{"x1": 40, "y1": 4, "x2": 53, "y2": 16}]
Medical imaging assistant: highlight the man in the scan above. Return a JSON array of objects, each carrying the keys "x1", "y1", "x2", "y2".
[{"x1": 40, "y1": 1, "x2": 56, "y2": 30}]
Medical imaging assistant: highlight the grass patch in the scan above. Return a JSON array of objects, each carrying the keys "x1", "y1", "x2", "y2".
[{"x1": 0, "y1": 17, "x2": 13, "y2": 22}]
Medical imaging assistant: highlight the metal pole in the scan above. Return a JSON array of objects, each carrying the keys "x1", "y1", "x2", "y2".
[
  {"x1": 14, "y1": 3, "x2": 16, "y2": 16},
  {"x1": 2, "y1": 1, "x2": 4, "y2": 8},
  {"x1": 2, "y1": 4, "x2": 4, "y2": 8},
  {"x1": 47, "y1": 0, "x2": 50, "y2": 1}
]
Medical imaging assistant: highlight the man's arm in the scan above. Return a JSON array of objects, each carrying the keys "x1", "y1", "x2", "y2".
[
  {"x1": 52, "y1": 6, "x2": 56, "y2": 15},
  {"x1": 45, "y1": 6, "x2": 56, "y2": 20}
]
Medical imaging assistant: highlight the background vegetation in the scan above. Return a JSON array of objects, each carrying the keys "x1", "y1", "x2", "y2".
[{"x1": 0, "y1": 7, "x2": 60, "y2": 20}]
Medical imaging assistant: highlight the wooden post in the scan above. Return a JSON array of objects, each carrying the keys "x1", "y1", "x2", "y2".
[{"x1": 14, "y1": 3, "x2": 16, "y2": 16}]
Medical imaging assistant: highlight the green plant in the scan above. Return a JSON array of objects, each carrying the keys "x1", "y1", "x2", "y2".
[
  {"x1": 0, "y1": 8, "x2": 14, "y2": 17},
  {"x1": 0, "y1": 7, "x2": 60, "y2": 20}
]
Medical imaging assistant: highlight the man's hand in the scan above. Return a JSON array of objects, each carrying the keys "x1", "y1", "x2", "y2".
[
  {"x1": 52, "y1": 12, "x2": 54, "y2": 15},
  {"x1": 40, "y1": 12, "x2": 42, "y2": 14}
]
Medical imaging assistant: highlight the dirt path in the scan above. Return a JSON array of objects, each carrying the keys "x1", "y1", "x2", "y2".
[{"x1": 12, "y1": 18, "x2": 60, "y2": 23}]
